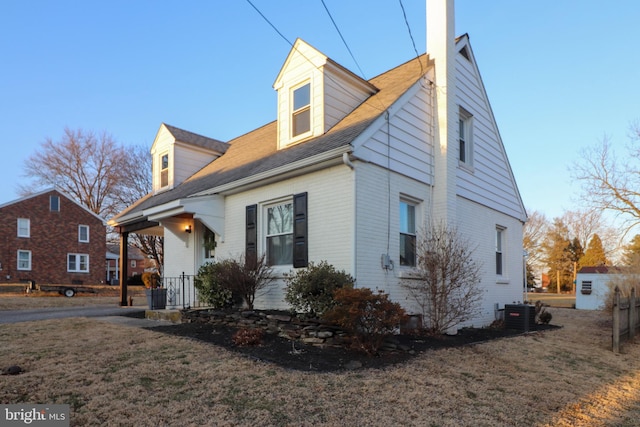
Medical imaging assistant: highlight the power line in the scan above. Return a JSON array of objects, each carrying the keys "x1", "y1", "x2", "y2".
[
  {"x1": 398, "y1": 0, "x2": 424, "y2": 77},
  {"x1": 245, "y1": 0, "x2": 293, "y2": 48},
  {"x1": 320, "y1": 0, "x2": 367, "y2": 80}
]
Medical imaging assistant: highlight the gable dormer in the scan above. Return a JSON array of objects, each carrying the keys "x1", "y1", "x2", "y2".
[
  {"x1": 151, "y1": 123, "x2": 227, "y2": 193},
  {"x1": 273, "y1": 39, "x2": 378, "y2": 150}
]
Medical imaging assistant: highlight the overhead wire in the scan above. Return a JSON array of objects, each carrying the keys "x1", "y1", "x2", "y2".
[
  {"x1": 320, "y1": 0, "x2": 367, "y2": 80},
  {"x1": 244, "y1": 0, "x2": 385, "y2": 113}
]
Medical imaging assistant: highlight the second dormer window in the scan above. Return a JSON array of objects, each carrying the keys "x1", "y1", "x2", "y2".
[
  {"x1": 160, "y1": 153, "x2": 169, "y2": 187},
  {"x1": 292, "y1": 83, "x2": 310, "y2": 137}
]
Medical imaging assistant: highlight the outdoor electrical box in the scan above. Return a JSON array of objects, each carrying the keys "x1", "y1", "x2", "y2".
[{"x1": 504, "y1": 304, "x2": 535, "y2": 332}]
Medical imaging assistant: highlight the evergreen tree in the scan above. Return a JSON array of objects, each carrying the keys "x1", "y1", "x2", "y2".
[
  {"x1": 580, "y1": 234, "x2": 608, "y2": 267},
  {"x1": 622, "y1": 235, "x2": 640, "y2": 266},
  {"x1": 542, "y1": 218, "x2": 573, "y2": 292}
]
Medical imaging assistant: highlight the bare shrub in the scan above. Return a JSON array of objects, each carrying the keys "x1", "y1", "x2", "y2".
[
  {"x1": 400, "y1": 223, "x2": 483, "y2": 334},
  {"x1": 216, "y1": 253, "x2": 274, "y2": 310},
  {"x1": 323, "y1": 287, "x2": 407, "y2": 354},
  {"x1": 604, "y1": 266, "x2": 640, "y2": 313},
  {"x1": 232, "y1": 328, "x2": 264, "y2": 347}
]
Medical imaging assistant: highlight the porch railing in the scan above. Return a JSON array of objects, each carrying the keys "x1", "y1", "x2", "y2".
[{"x1": 162, "y1": 273, "x2": 203, "y2": 309}]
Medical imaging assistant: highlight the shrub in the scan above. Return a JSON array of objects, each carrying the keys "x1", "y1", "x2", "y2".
[
  {"x1": 194, "y1": 262, "x2": 234, "y2": 309},
  {"x1": 534, "y1": 300, "x2": 552, "y2": 324},
  {"x1": 232, "y1": 328, "x2": 264, "y2": 346},
  {"x1": 284, "y1": 261, "x2": 355, "y2": 318},
  {"x1": 323, "y1": 287, "x2": 407, "y2": 354},
  {"x1": 215, "y1": 254, "x2": 274, "y2": 310},
  {"x1": 141, "y1": 272, "x2": 161, "y2": 289}
]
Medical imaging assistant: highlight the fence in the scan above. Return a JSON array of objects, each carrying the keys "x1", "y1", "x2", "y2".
[
  {"x1": 612, "y1": 287, "x2": 640, "y2": 353},
  {"x1": 162, "y1": 273, "x2": 203, "y2": 309}
]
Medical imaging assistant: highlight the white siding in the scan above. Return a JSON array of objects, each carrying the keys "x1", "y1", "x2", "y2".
[
  {"x1": 575, "y1": 273, "x2": 611, "y2": 310},
  {"x1": 455, "y1": 47, "x2": 526, "y2": 221},
  {"x1": 173, "y1": 144, "x2": 219, "y2": 186},
  {"x1": 150, "y1": 128, "x2": 174, "y2": 192},
  {"x1": 355, "y1": 83, "x2": 433, "y2": 185}
]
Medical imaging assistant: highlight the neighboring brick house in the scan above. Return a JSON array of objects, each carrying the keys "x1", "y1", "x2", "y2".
[
  {"x1": 106, "y1": 244, "x2": 156, "y2": 284},
  {"x1": 0, "y1": 188, "x2": 106, "y2": 285}
]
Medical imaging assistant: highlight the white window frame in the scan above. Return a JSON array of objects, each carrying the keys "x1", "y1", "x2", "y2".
[
  {"x1": 399, "y1": 200, "x2": 417, "y2": 267},
  {"x1": 50, "y1": 195, "x2": 60, "y2": 212},
  {"x1": 78, "y1": 225, "x2": 89, "y2": 243},
  {"x1": 263, "y1": 198, "x2": 294, "y2": 267},
  {"x1": 458, "y1": 107, "x2": 474, "y2": 167},
  {"x1": 160, "y1": 152, "x2": 169, "y2": 188},
  {"x1": 131, "y1": 260, "x2": 137, "y2": 268},
  {"x1": 17, "y1": 250, "x2": 31, "y2": 271},
  {"x1": 17, "y1": 218, "x2": 30, "y2": 238},
  {"x1": 496, "y1": 226, "x2": 505, "y2": 276},
  {"x1": 291, "y1": 81, "x2": 312, "y2": 140},
  {"x1": 67, "y1": 253, "x2": 89, "y2": 273}
]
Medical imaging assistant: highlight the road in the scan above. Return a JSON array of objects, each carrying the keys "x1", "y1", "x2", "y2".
[{"x1": 0, "y1": 305, "x2": 146, "y2": 324}]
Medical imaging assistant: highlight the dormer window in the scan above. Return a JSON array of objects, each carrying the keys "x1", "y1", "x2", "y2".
[
  {"x1": 160, "y1": 153, "x2": 169, "y2": 187},
  {"x1": 292, "y1": 82, "x2": 311, "y2": 137}
]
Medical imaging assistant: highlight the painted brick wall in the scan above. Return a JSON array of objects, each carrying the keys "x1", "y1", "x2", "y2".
[{"x1": 0, "y1": 190, "x2": 106, "y2": 285}]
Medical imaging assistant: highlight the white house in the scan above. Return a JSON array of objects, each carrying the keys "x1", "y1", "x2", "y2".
[
  {"x1": 575, "y1": 266, "x2": 616, "y2": 310},
  {"x1": 110, "y1": 0, "x2": 527, "y2": 329}
]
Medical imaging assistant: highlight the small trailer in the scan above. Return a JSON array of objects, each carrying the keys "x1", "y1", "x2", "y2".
[{"x1": 24, "y1": 281, "x2": 97, "y2": 298}]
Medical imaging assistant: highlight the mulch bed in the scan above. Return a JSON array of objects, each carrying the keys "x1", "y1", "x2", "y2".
[{"x1": 147, "y1": 320, "x2": 558, "y2": 372}]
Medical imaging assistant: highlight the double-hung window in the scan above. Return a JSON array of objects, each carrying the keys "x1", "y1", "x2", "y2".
[
  {"x1": 17, "y1": 250, "x2": 31, "y2": 270},
  {"x1": 17, "y1": 218, "x2": 30, "y2": 238},
  {"x1": 160, "y1": 153, "x2": 169, "y2": 187},
  {"x1": 292, "y1": 83, "x2": 311, "y2": 137},
  {"x1": 50, "y1": 195, "x2": 60, "y2": 212},
  {"x1": 400, "y1": 201, "x2": 417, "y2": 267},
  {"x1": 68, "y1": 254, "x2": 89, "y2": 273},
  {"x1": 496, "y1": 227, "x2": 505, "y2": 275},
  {"x1": 266, "y1": 201, "x2": 293, "y2": 266},
  {"x1": 78, "y1": 225, "x2": 89, "y2": 243},
  {"x1": 459, "y1": 107, "x2": 473, "y2": 165}
]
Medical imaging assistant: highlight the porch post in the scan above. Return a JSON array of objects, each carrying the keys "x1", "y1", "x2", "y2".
[{"x1": 119, "y1": 231, "x2": 130, "y2": 306}]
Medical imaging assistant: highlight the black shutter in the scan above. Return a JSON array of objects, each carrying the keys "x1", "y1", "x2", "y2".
[
  {"x1": 246, "y1": 204, "x2": 257, "y2": 262},
  {"x1": 293, "y1": 192, "x2": 308, "y2": 268}
]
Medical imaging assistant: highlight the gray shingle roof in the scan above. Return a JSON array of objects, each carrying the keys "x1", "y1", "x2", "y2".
[
  {"x1": 163, "y1": 123, "x2": 228, "y2": 154},
  {"x1": 112, "y1": 54, "x2": 430, "y2": 224}
]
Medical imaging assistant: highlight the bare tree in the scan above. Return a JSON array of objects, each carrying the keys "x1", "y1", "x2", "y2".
[
  {"x1": 20, "y1": 127, "x2": 128, "y2": 219},
  {"x1": 561, "y1": 209, "x2": 621, "y2": 263},
  {"x1": 523, "y1": 209, "x2": 549, "y2": 269},
  {"x1": 572, "y1": 124, "x2": 640, "y2": 237},
  {"x1": 400, "y1": 223, "x2": 483, "y2": 334},
  {"x1": 21, "y1": 128, "x2": 163, "y2": 272}
]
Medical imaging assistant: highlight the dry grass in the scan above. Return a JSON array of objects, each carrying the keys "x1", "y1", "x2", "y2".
[{"x1": 1, "y1": 299, "x2": 640, "y2": 426}]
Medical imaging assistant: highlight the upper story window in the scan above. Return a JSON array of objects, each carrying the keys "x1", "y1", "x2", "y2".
[
  {"x1": 78, "y1": 225, "x2": 89, "y2": 243},
  {"x1": 17, "y1": 250, "x2": 31, "y2": 270},
  {"x1": 17, "y1": 218, "x2": 30, "y2": 238},
  {"x1": 496, "y1": 227, "x2": 505, "y2": 275},
  {"x1": 50, "y1": 195, "x2": 60, "y2": 212},
  {"x1": 459, "y1": 107, "x2": 473, "y2": 166},
  {"x1": 292, "y1": 83, "x2": 311, "y2": 138},
  {"x1": 160, "y1": 153, "x2": 169, "y2": 187},
  {"x1": 399, "y1": 201, "x2": 416, "y2": 267},
  {"x1": 266, "y1": 201, "x2": 293, "y2": 266}
]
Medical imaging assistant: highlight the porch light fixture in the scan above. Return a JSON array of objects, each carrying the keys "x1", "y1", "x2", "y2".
[{"x1": 185, "y1": 225, "x2": 192, "y2": 233}]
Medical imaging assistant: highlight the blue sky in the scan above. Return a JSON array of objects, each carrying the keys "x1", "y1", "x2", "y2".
[{"x1": 1, "y1": 1, "x2": 638, "y2": 221}]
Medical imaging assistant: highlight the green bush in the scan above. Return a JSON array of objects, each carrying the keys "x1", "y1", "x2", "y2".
[
  {"x1": 284, "y1": 261, "x2": 355, "y2": 318},
  {"x1": 323, "y1": 287, "x2": 407, "y2": 354},
  {"x1": 194, "y1": 262, "x2": 233, "y2": 309}
]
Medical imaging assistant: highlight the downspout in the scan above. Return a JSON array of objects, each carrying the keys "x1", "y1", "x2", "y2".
[{"x1": 342, "y1": 152, "x2": 357, "y2": 284}]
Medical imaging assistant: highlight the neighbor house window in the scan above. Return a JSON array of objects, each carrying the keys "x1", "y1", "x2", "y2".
[
  {"x1": 496, "y1": 227, "x2": 505, "y2": 275},
  {"x1": 68, "y1": 254, "x2": 89, "y2": 273},
  {"x1": 17, "y1": 250, "x2": 31, "y2": 270},
  {"x1": 50, "y1": 195, "x2": 60, "y2": 212},
  {"x1": 459, "y1": 107, "x2": 473, "y2": 165},
  {"x1": 160, "y1": 153, "x2": 169, "y2": 187},
  {"x1": 78, "y1": 225, "x2": 89, "y2": 243},
  {"x1": 131, "y1": 260, "x2": 137, "y2": 268},
  {"x1": 400, "y1": 201, "x2": 416, "y2": 267},
  {"x1": 292, "y1": 82, "x2": 311, "y2": 137},
  {"x1": 17, "y1": 218, "x2": 30, "y2": 238},
  {"x1": 265, "y1": 201, "x2": 293, "y2": 266}
]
